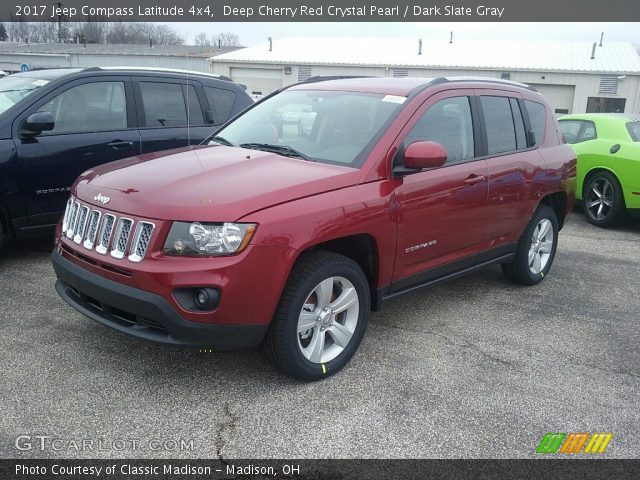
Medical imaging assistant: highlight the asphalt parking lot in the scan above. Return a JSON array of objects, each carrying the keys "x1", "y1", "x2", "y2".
[{"x1": 1, "y1": 211, "x2": 638, "y2": 459}]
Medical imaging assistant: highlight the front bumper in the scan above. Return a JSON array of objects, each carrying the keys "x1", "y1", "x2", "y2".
[{"x1": 52, "y1": 251, "x2": 268, "y2": 349}]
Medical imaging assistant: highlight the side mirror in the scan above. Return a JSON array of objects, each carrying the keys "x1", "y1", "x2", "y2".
[
  {"x1": 204, "y1": 109, "x2": 215, "y2": 124},
  {"x1": 527, "y1": 129, "x2": 537, "y2": 147},
  {"x1": 402, "y1": 141, "x2": 448, "y2": 171},
  {"x1": 21, "y1": 112, "x2": 55, "y2": 137}
]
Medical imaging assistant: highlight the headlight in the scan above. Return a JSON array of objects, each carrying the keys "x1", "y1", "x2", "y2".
[{"x1": 163, "y1": 222, "x2": 257, "y2": 256}]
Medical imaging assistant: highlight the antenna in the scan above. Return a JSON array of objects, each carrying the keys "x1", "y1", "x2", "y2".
[{"x1": 186, "y1": 70, "x2": 191, "y2": 146}]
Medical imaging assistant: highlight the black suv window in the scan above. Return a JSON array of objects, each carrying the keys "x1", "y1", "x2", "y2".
[
  {"x1": 37, "y1": 82, "x2": 127, "y2": 134},
  {"x1": 204, "y1": 86, "x2": 236, "y2": 125},
  {"x1": 406, "y1": 96, "x2": 475, "y2": 165},
  {"x1": 185, "y1": 85, "x2": 205, "y2": 125},
  {"x1": 140, "y1": 82, "x2": 189, "y2": 127},
  {"x1": 524, "y1": 100, "x2": 546, "y2": 146},
  {"x1": 481, "y1": 96, "x2": 517, "y2": 154}
]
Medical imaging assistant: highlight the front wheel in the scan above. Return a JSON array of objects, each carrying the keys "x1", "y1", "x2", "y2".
[
  {"x1": 502, "y1": 204, "x2": 559, "y2": 286},
  {"x1": 265, "y1": 251, "x2": 370, "y2": 381}
]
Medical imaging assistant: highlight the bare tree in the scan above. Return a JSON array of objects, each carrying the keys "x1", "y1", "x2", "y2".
[
  {"x1": 0, "y1": 23, "x2": 8, "y2": 42},
  {"x1": 212, "y1": 32, "x2": 240, "y2": 48},
  {"x1": 194, "y1": 32, "x2": 210, "y2": 46},
  {"x1": 73, "y1": 19, "x2": 108, "y2": 44}
]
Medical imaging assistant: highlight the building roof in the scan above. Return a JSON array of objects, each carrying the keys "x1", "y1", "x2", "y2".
[
  {"x1": 210, "y1": 37, "x2": 640, "y2": 74},
  {"x1": 0, "y1": 42, "x2": 238, "y2": 58}
]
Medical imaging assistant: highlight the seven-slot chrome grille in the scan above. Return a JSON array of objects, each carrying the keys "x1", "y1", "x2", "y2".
[{"x1": 61, "y1": 197, "x2": 155, "y2": 263}]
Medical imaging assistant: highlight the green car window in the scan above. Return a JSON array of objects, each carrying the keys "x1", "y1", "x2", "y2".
[{"x1": 627, "y1": 122, "x2": 640, "y2": 142}]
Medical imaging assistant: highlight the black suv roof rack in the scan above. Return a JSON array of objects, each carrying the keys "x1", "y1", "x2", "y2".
[{"x1": 82, "y1": 66, "x2": 233, "y2": 82}]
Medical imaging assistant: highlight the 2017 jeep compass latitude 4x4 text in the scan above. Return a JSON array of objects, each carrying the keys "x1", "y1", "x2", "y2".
[{"x1": 52, "y1": 77, "x2": 576, "y2": 380}]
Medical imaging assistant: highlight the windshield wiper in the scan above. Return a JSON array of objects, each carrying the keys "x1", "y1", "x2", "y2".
[
  {"x1": 239, "y1": 143, "x2": 313, "y2": 161},
  {"x1": 210, "y1": 135, "x2": 235, "y2": 147}
]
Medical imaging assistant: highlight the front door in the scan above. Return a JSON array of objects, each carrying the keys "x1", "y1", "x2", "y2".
[
  {"x1": 391, "y1": 92, "x2": 490, "y2": 291},
  {"x1": 15, "y1": 78, "x2": 140, "y2": 229}
]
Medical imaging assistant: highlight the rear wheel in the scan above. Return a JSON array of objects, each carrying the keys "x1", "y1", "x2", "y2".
[
  {"x1": 583, "y1": 171, "x2": 625, "y2": 227},
  {"x1": 265, "y1": 251, "x2": 370, "y2": 381},
  {"x1": 502, "y1": 204, "x2": 558, "y2": 286}
]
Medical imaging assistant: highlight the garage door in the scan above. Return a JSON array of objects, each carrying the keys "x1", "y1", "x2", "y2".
[
  {"x1": 528, "y1": 84, "x2": 575, "y2": 115},
  {"x1": 230, "y1": 67, "x2": 283, "y2": 97}
]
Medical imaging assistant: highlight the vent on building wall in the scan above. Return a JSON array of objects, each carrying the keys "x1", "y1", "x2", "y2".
[
  {"x1": 298, "y1": 66, "x2": 312, "y2": 82},
  {"x1": 598, "y1": 76, "x2": 619, "y2": 95},
  {"x1": 393, "y1": 68, "x2": 409, "y2": 78}
]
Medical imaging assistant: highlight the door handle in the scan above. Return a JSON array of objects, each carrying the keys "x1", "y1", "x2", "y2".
[
  {"x1": 464, "y1": 174, "x2": 486, "y2": 186},
  {"x1": 107, "y1": 140, "x2": 134, "y2": 150}
]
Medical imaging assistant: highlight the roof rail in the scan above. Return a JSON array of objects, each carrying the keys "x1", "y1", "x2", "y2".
[
  {"x1": 431, "y1": 76, "x2": 537, "y2": 91},
  {"x1": 301, "y1": 75, "x2": 372, "y2": 84},
  {"x1": 89, "y1": 66, "x2": 233, "y2": 82}
]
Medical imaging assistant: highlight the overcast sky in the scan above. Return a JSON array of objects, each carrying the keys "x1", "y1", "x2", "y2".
[{"x1": 171, "y1": 22, "x2": 640, "y2": 47}]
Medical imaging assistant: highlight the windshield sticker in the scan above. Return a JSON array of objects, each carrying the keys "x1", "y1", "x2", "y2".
[
  {"x1": 32, "y1": 80, "x2": 49, "y2": 86},
  {"x1": 382, "y1": 95, "x2": 407, "y2": 104}
]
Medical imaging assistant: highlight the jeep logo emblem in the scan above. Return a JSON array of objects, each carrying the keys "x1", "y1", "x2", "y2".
[{"x1": 94, "y1": 193, "x2": 110, "y2": 205}]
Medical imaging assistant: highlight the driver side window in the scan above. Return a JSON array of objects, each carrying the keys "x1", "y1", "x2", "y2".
[
  {"x1": 405, "y1": 96, "x2": 475, "y2": 165},
  {"x1": 36, "y1": 82, "x2": 127, "y2": 135}
]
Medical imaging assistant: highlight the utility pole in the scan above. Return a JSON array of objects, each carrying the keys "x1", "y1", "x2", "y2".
[{"x1": 57, "y1": 2, "x2": 63, "y2": 43}]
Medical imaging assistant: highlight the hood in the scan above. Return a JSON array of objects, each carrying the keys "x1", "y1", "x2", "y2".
[{"x1": 74, "y1": 145, "x2": 361, "y2": 221}]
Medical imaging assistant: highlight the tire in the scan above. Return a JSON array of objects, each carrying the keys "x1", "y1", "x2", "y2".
[
  {"x1": 583, "y1": 171, "x2": 625, "y2": 228},
  {"x1": 265, "y1": 251, "x2": 370, "y2": 381},
  {"x1": 502, "y1": 204, "x2": 559, "y2": 286}
]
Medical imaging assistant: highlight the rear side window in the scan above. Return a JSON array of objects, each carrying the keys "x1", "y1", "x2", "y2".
[
  {"x1": 140, "y1": 82, "x2": 187, "y2": 127},
  {"x1": 204, "y1": 87, "x2": 236, "y2": 125},
  {"x1": 481, "y1": 96, "x2": 516, "y2": 154},
  {"x1": 627, "y1": 122, "x2": 640, "y2": 141},
  {"x1": 525, "y1": 100, "x2": 546, "y2": 146},
  {"x1": 509, "y1": 98, "x2": 527, "y2": 150},
  {"x1": 184, "y1": 85, "x2": 205, "y2": 125},
  {"x1": 405, "y1": 96, "x2": 475, "y2": 164}
]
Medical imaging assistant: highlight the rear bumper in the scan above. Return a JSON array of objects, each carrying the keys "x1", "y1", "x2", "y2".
[{"x1": 52, "y1": 251, "x2": 268, "y2": 349}]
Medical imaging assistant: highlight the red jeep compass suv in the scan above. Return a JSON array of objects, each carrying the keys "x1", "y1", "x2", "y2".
[{"x1": 52, "y1": 77, "x2": 576, "y2": 380}]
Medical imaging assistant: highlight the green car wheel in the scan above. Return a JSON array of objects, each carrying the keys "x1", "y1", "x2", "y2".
[{"x1": 583, "y1": 171, "x2": 625, "y2": 227}]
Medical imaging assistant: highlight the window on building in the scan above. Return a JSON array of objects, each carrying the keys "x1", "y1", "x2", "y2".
[{"x1": 586, "y1": 97, "x2": 626, "y2": 113}]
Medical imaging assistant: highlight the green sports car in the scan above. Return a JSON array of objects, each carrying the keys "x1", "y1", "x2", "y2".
[{"x1": 559, "y1": 113, "x2": 640, "y2": 227}]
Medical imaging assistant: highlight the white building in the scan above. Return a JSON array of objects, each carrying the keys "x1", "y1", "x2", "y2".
[
  {"x1": 0, "y1": 42, "x2": 239, "y2": 74},
  {"x1": 210, "y1": 37, "x2": 640, "y2": 114}
]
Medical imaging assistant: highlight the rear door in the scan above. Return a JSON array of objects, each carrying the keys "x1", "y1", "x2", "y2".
[
  {"x1": 391, "y1": 91, "x2": 490, "y2": 290},
  {"x1": 14, "y1": 76, "x2": 140, "y2": 228},
  {"x1": 134, "y1": 77, "x2": 212, "y2": 154},
  {"x1": 477, "y1": 91, "x2": 537, "y2": 248}
]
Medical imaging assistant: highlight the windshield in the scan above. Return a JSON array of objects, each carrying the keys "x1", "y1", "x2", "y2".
[
  {"x1": 0, "y1": 76, "x2": 49, "y2": 115},
  {"x1": 210, "y1": 89, "x2": 405, "y2": 167},
  {"x1": 627, "y1": 122, "x2": 640, "y2": 142}
]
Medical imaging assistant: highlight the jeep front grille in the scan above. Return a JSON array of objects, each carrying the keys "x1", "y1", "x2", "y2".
[
  {"x1": 96, "y1": 214, "x2": 115, "y2": 255},
  {"x1": 111, "y1": 218, "x2": 133, "y2": 259},
  {"x1": 128, "y1": 222, "x2": 154, "y2": 263},
  {"x1": 73, "y1": 206, "x2": 89, "y2": 244},
  {"x1": 61, "y1": 198, "x2": 155, "y2": 263},
  {"x1": 83, "y1": 210, "x2": 101, "y2": 250}
]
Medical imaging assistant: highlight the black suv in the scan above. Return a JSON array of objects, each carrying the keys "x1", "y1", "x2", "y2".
[{"x1": 0, "y1": 67, "x2": 252, "y2": 250}]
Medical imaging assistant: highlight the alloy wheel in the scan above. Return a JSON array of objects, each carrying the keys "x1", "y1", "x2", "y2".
[
  {"x1": 297, "y1": 276, "x2": 359, "y2": 364},
  {"x1": 586, "y1": 178, "x2": 613, "y2": 222},
  {"x1": 528, "y1": 218, "x2": 554, "y2": 274}
]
